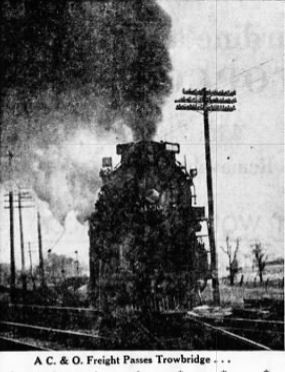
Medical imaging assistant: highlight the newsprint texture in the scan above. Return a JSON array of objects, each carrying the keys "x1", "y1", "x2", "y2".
[{"x1": 0, "y1": 0, "x2": 284, "y2": 371}]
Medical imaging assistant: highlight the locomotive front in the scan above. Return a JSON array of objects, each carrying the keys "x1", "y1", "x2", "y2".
[{"x1": 89, "y1": 141, "x2": 209, "y2": 312}]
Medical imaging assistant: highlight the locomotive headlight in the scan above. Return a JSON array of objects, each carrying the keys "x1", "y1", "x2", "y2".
[
  {"x1": 165, "y1": 142, "x2": 180, "y2": 153},
  {"x1": 145, "y1": 188, "x2": 160, "y2": 204},
  {"x1": 190, "y1": 168, "x2": 198, "y2": 178}
]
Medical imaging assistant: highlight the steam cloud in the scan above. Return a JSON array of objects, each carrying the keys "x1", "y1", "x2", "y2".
[{"x1": 1, "y1": 0, "x2": 172, "y2": 223}]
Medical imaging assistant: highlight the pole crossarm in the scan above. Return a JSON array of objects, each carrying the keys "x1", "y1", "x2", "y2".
[
  {"x1": 175, "y1": 96, "x2": 236, "y2": 104},
  {"x1": 176, "y1": 87, "x2": 237, "y2": 113},
  {"x1": 182, "y1": 88, "x2": 236, "y2": 96},
  {"x1": 4, "y1": 204, "x2": 35, "y2": 209},
  {"x1": 176, "y1": 103, "x2": 236, "y2": 112},
  {"x1": 208, "y1": 105, "x2": 236, "y2": 112},
  {"x1": 4, "y1": 190, "x2": 34, "y2": 208},
  {"x1": 208, "y1": 97, "x2": 237, "y2": 104},
  {"x1": 4, "y1": 194, "x2": 33, "y2": 200},
  {"x1": 176, "y1": 103, "x2": 204, "y2": 111},
  {"x1": 175, "y1": 97, "x2": 203, "y2": 103}
]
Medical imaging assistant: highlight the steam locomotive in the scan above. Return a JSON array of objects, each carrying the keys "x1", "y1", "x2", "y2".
[{"x1": 89, "y1": 141, "x2": 209, "y2": 312}]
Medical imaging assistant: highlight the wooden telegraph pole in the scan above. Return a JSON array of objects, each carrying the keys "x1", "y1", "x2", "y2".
[
  {"x1": 8, "y1": 151, "x2": 16, "y2": 302},
  {"x1": 37, "y1": 211, "x2": 46, "y2": 288},
  {"x1": 175, "y1": 87, "x2": 237, "y2": 305},
  {"x1": 28, "y1": 242, "x2": 36, "y2": 290},
  {"x1": 9, "y1": 188, "x2": 15, "y2": 300},
  {"x1": 18, "y1": 192, "x2": 27, "y2": 292},
  {"x1": 4, "y1": 189, "x2": 35, "y2": 298}
]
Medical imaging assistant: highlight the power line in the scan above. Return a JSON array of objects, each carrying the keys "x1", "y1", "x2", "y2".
[
  {"x1": 47, "y1": 226, "x2": 66, "y2": 253},
  {"x1": 201, "y1": 58, "x2": 276, "y2": 90},
  {"x1": 199, "y1": 54, "x2": 279, "y2": 88}
]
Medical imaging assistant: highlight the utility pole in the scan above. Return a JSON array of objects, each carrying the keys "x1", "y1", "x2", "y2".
[
  {"x1": 9, "y1": 188, "x2": 16, "y2": 301},
  {"x1": 28, "y1": 242, "x2": 36, "y2": 290},
  {"x1": 175, "y1": 87, "x2": 237, "y2": 305},
  {"x1": 18, "y1": 192, "x2": 27, "y2": 292},
  {"x1": 74, "y1": 250, "x2": 79, "y2": 293},
  {"x1": 37, "y1": 211, "x2": 45, "y2": 288},
  {"x1": 4, "y1": 189, "x2": 34, "y2": 294},
  {"x1": 1, "y1": 150, "x2": 20, "y2": 301},
  {"x1": 8, "y1": 151, "x2": 16, "y2": 302},
  {"x1": 75, "y1": 250, "x2": 79, "y2": 277}
]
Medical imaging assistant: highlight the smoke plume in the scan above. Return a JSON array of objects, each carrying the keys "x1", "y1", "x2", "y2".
[{"x1": 1, "y1": 0, "x2": 172, "y2": 222}]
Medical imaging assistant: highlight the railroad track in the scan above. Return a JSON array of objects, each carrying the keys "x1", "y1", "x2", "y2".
[
  {"x1": 157, "y1": 312, "x2": 273, "y2": 350},
  {"x1": 0, "y1": 334, "x2": 50, "y2": 351},
  {"x1": 0, "y1": 304, "x2": 160, "y2": 350},
  {"x1": 185, "y1": 314, "x2": 271, "y2": 350},
  {"x1": 0, "y1": 320, "x2": 110, "y2": 350},
  {"x1": 0, "y1": 303, "x2": 282, "y2": 350},
  {"x1": 206, "y1": 317, "x2": 283, "y2": 332},
  {"x1": 0, "y1": 303, "x2": 111, "y2": 350},
  {"x1": 191, "y1": 316, "x2": 284, "y2": 350},
  {"x1": 201, "y1": 317, "x2": 284, "y2": 350},
  {"x1": 1, "y1": 303, "x2": 102, "y2": 331}
]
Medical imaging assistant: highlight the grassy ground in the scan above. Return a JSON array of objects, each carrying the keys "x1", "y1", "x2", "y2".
[{"x1": 202, "y1": 282, "x2": 284, "y2": 307}]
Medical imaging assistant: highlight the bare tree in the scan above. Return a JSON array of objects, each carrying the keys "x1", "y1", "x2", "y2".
[
  {"x1": 221, "y1": 236, "x2": 241, "y2": 286},
  {"x1": 252, "y1": 243, "x2": 267, "y2": 283}
]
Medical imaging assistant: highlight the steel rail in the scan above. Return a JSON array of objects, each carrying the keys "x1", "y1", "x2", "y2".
[
  {"x1": 186, "y1": 314, "x2": 271, "y2": 350},
  {"x1": 220, "y1": 326, "x2": 284, "y2": 335},
  {"x1": 0, "y1": 320, "x2": 104, "y2": 339},
  {"x1": 207, "y1": 317, "x2": 284, "y2": 331},
  {"x1": 6, "y1": 303, "x2": 101, "y2": 314},
  {"x1": 0, "y1": 335, "x2": 50, "y2": 351}
]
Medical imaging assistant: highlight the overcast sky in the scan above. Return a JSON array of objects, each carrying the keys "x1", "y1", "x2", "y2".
[
  {"x1": 0, "y1": 0, "x2": 284, "y2": 275},
  {"x1": 157, "y1": 0, "x2": 284, "y2": 271}
]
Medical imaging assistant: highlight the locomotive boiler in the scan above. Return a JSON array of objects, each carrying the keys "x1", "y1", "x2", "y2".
[{"x1": 89, "y1": 141, "x2": 209, "y2": 312}]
